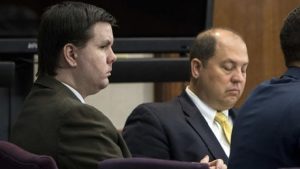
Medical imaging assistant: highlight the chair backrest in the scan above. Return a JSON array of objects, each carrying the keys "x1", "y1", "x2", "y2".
[
  {"x1": 98, "y1": 157, "x2": 209, "y2": 169},
  {"x1": 0, "y1": 141, "x2": 58, "y2": 169},
  {"x1": 0, "y1": 61, "x2": 15, "y2": 87},
  {"x1": 0, "y1": 61, "x2": 15, "y2": 140}
]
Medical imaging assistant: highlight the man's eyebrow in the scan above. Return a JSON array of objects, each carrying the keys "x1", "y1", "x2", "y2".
[
  {"x1": 221, "y1": 59, "x2": 235, "y2": 64},
  {"x1": 222, "y1": 59, "x2": 248, "y2": 65},
  {"x1": 102, "y1": 39, "x2": 113, "y2": 45}
]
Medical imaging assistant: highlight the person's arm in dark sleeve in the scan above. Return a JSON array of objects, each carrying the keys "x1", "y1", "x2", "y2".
[{"x1": 122, "y1": 104, "x2": 171, "y2": 159}]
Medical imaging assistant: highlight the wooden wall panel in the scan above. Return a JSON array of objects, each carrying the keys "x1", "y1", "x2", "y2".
[
  {"x1": 213, "y1": 0, "x2": 300, "y2": 107},
  {"x1": 154, "y1": 53, "x2": 187, "y2": 101},
  {"x1": 155, "y1": 0, "x2": 300, "y2": 108}
]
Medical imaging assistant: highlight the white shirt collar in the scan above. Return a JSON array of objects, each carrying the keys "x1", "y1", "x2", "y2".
[
  {"x1": 185, "y1": 86, "x2": 229, "y2": 126},
  {"x1": 185, "y1": 86, "x2": 231, "y2": 157},
  {"x1": 61, "y1": 82, "x2": 85, "y2": 103}
]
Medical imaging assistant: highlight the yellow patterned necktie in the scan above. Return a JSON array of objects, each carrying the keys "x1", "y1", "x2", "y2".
[{"x1": 214, "y1": 111, "x2": 232, "y2": 144}]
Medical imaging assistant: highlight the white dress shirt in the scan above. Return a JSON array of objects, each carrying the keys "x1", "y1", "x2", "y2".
[
  {"x1": 61, "y1": 82, "x2": 85, "y2": 104},
  {"x1": 185, "y1": 86, "x2": 232, "y2": 157}
]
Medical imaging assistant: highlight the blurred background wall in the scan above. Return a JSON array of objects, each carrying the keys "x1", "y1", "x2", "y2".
[
  {"x1": 84, "y1": 0, "x2": 300, "y2": 129},
  {"x1": 2, "y1": 0, "x2": 300, "y2": 131},
  {"x1": 157, "y1": 0, "x2": 300, "y2": 108}
]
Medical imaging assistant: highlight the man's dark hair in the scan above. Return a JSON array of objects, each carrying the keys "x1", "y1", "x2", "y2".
[
  {"x1": 189, "y1": 31, "x2": 216, "y2": 66},
  {"x1": 280, "y1": 6, "x2": 300, "y2": 67},
  {"x1": 189, "y1": 28, "x2": 243, "y2": 66},
  {"x1": 37, "y1": 1, "x2": 116, "y2": 76}
]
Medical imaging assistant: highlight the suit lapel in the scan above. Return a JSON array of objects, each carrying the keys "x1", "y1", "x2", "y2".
[
  {"x1": 35, "y1": 75, "x2": 80, "y2": 102},
  {"x1": 178, "y1": 91, "x2": 228, "y2": 161}
]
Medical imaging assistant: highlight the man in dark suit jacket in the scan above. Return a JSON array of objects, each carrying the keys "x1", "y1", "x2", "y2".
[
  {"x1": 10, "y1": 2, "x2": 131, "y2": 169},
  {"x1": 229, "y1": 6, "x2": 300, "y2": 169},
  {"x1": 123, "y1": 28, "x2": 249, "y2": 164}
]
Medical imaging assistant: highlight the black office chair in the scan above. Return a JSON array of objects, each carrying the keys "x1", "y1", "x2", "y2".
[
  {"x1": 0, "y1": 61, "x2": 15, "y2": 140},
  {"x1": 0, "y1": 61, "x2": 15, "y2": 87},
  {"x1": 0, "y1": 140, "x2": 58, "y2": 169}
]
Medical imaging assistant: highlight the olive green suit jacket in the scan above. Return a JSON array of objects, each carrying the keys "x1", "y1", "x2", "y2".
[{"x1": 10, "y1": 75, "x2": 131, "y2": 169}]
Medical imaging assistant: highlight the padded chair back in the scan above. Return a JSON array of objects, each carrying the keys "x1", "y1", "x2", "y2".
[
  {"x1": 98, "y1": 157, "x2": 209, "y2": 169},
  {"x1": 0, "y1": 141, "x2": 58, "y2": 169},
  {"x1": 0, "y1": 61, "x2": 15, "y2": 87},
  {"x1": 0, "y1": 62, "x2": 15, "y2": 140}
]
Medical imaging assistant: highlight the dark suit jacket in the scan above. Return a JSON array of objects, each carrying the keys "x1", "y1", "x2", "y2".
[
  {"x1": 229, "y1": 67, "x2": 300, "y2": 169},
  {"x1": 122, "y1": 91, "x2": 235, "y2": 164},
  {"x1": 10, "y1": 75, "x2": 131, "y2": 169}
]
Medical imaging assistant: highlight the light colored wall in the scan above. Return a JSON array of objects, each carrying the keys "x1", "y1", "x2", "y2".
[
  {"x1": 88, "y1": 53, "x2": 154, "y2": 129},
  {"x1": 86, "y1": 82, "x2": 153, "y2": 129}
]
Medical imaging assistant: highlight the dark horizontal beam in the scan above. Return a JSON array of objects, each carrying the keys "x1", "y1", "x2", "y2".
[
  {"x1": 0, "y1": 39, "x2": 191, "y2": 83},
  {"x1": 0, "y1": 38, "x2": 193, "y2": 54},
  {"x1": 109, "y1": 57, "x2": 190, "y2": 83},
  {"x1": 0, "y1": 38, "x2": 37, "y2": 54},
  {"x1": 0, "y1": 57, "x2": 190, "y2": 83},
  {"x1": 112, "y1": 38, "x2": 192, "y2": 53}
]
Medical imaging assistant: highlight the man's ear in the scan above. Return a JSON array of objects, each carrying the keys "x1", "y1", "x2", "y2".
[
  {"x1": 63, "y1": 43, "x2": 78, "y2": 67},
  {"x1": 191, "y1": 58, "x2": 202, "y2": 78}
]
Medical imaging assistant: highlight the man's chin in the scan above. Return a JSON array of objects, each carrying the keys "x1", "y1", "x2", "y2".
[
  {"x1": 100, "y1": 80, "x2": 109, "y2": 89},
  {"x1": 224, "y1": 97, "x2": 239, "y2": 107},
  {"x1": 96, "y1": 79, "x2": 109, "y2": 91}
]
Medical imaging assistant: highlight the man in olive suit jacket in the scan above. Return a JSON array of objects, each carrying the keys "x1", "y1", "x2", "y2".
[{"x1": 10, "y1": 2, "x2": 131, "y2": 169}]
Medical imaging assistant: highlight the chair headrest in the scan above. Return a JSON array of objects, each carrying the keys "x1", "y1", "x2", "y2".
[
  {"x1": 0, "y1": 62, "x2": 15, "y2": 87},
  {"x1": 98, "y1": 157, "x2": 209, "y2": 169}
]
